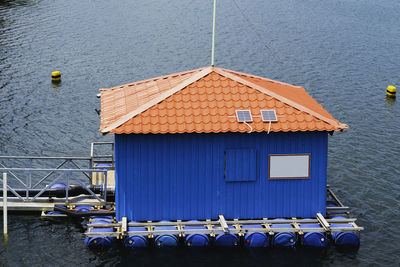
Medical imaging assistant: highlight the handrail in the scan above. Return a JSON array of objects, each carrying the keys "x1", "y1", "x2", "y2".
[
  {"x1": 0, "y1": 156, "x2": 91, "y2": 160},
  {"x1": 0, "y1": 142, "x2": 114, "y2": 203},
  {"x1": 0, "y1": 168, "x2": 107, "y2": 172},
  {"x1": 90, "y1": 142, "x2": 114, "y2": 168},
  {"x1": 0, "y1": 168, "x2": 109, "y2": 203}
]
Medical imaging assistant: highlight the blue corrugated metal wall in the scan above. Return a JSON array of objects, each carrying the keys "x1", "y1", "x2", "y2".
[
  {"x1": 115, "y1": 132, "x2": 328, "y2": 221},
  {"x1": 225, "y1": 149, "x2": 257, "y2": 181}
]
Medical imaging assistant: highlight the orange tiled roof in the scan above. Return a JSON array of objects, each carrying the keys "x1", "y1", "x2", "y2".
[{"x1": 100, "y1": 66, "x2": 348, "y2": 134}]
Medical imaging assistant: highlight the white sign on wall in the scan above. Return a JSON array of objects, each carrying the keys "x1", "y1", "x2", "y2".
[{"x1": 269, "y1": 154, "x2": 310, "y2": 179}]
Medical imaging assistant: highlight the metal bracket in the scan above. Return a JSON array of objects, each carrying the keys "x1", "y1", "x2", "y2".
[
  {"x1": 218, "y1": 214, "x2": 229, "y2": 233},
  {"x1": 206, "y1": 219, "x2": 215, "y2": 237},
  {"x1": 121, "y1": 216, "x2": 127, "y2": 236},
  {"x1": 177, "y1": 220, "x2": 184, "y2": 237},
  {"x1": 316, "y1": 213, "x2": 330, "y2": 231}
]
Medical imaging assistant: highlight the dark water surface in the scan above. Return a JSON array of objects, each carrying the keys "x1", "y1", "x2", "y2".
[{"x1": 0, "y1": 0, "x2": 399, "y2": 266}]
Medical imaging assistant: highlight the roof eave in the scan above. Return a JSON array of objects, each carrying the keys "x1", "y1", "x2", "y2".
[{"x1": 336, "y1": 123, "x2": 349, "y2": 131}]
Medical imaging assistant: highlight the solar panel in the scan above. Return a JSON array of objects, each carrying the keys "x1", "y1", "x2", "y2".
[
  {"x1": 236, "y1": 110, "x2": 253, "y2": 122},
  {"x1": 260, "y1": 110, "x2": 277, "y2": 122}
]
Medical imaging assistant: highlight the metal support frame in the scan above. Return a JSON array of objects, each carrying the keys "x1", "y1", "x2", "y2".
[
  {"x1": 316, "y1": 212, "x2": 331, "y2": 231},
  {"x1": 90, "y1": 142, "x2": 114, "y2": 169},
  {"x1": 86, "y1": 187, "x2": 363, "y2": 239},
  {"x1": 0, "y1": 157, "x2": 91, "y2": 190},
  {"x1": 104, "y1": 171, "x2": 108, "y2": 202},
  {"x1": 0, "y1": 143, "x2": 114, "y2": 205},
  {"x1": 73, "y1": 178, "x2": 103, "y2": 203},
  {"x1": 327, "y1": 186, "x2": 345, "y2": 207},
  {"x1": 211, "y1": 0, "x2": 217, "y2": 66},
  {"x1": 121, "y1": 216, "x2": 128, "y2": 236},
  {"x1": 0, "y1": 168, "x2": 109, "y2": 205},
  {"x1": 3, "y1": 173, "x2": 7, "y2": 242},
  {"x1": 0, "y1": 142, "x2": 114, "y2": 187},
  {"x1": 32, "y1": 175, "x2": 63, "y2": 200},
  {"x1": 86, "y1": 216, "x2": 364, "y2": 238},
  {"x1": 32, "y1": 159, "x2": 69, "y2": 188},
  {"x1": 218, "y1": 214, "x2": 229, "y2": 232},
  {"x1": 0, "y1": 162, "x2": 26, "y2": 187}
]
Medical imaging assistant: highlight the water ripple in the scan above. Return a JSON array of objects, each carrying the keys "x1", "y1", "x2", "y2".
[{"x1": 0, "y1": 0, "x2": 399, "y2": 265}]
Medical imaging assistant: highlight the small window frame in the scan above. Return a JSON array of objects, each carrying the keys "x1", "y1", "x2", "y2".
[
  {"x1": 268, "y1": 154, "x2": 310, "y2": 180},
  {"x1": 224, "y1": 149, "x2": 257, "y2": 182}
]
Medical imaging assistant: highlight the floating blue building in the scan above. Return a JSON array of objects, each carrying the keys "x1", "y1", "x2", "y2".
[{"x1": 99, "y1": 66, "x2": 348, "y2": 222}]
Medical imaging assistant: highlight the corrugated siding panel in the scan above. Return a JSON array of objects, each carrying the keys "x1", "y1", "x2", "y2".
[
  {"x1": 225, "y1": 149, "x2": 257, "y2": 181},
  {"x1": 115, "y1": 132, "x2": 327, "y2": 221}
]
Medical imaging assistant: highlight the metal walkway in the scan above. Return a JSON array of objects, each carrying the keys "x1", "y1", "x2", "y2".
[
  {"x1": 85, "y1": 213, "x2": 363, "y2": 239},
  {"x1": 0, "y1": 142, "x2": 114, "y2": 211},
  {"x1": 85, "y1": 186, "x2": 363, "y2": 239}
]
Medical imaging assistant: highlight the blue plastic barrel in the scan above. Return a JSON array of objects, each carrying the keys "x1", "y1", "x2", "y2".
[
  {"x1": 44, "y1": 205, "x2": 66, "y2": 216},
  {"x1": 50, "y1": 183, "x2": 67, "y2": 189},
  {"x1": 84, "y1": 220, "x2": 114, "y2": 249},
  {"x1": 299, "y1": 224, "x2": 328, "y2": 247},
  {"x1": 270, "y1": 220, "x2": 297, "y2": 247},
  {"x1": 330, "y1": 216, "x2": 360, "y2": 246},
  {"x1": 91, "y1": 215, "x2": 114, "y2": 221},
  {"x1": 215, "y1": 226, "x2": 239, "y2": 247},
  {"x1": 184, "y1": 221, "x2": 209, "y2": 247},
  {"x1": 154, "y1": 222, "x2": 178, "y2": 248},
  {"x1": 124, "y1": 222, "x2": 148, "y2": 248},
  {"x1": 75, "y1": 206, "x2": 93, "y2": 212},
  {"x1": 241, "y1": 224, "x2": 269, "y2": 247}
]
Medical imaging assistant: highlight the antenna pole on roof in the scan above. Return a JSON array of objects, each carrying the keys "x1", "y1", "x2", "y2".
[{"x1": 211, "y1": 0, "x2": 217, "y2": 67}]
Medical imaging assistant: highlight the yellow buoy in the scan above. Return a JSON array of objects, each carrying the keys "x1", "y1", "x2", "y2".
[
  {"x1": 51, "y1": 71, "x2": 61, "y2": 82},
  {"x1": 386, "y1": 85, "x2": 396, "y2": 98}
]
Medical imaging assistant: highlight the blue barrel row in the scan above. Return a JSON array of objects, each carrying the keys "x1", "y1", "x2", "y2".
[
  {"x1": 45, "y1": 205, "x2": 115, "y2": 250},
  {"x1": 84, "y1": 212, "x2": 115, "y2": 250},
  {"x1": 325, "y1": 200, "x2": 361, "y2": 246},
  {"x1": 85, "y1": 219, "x2": 360, "y2": 250}
]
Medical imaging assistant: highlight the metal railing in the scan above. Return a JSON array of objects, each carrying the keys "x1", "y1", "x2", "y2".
[
  {"x1": 90, "y1": 142, "x2": 114, "y2": 169},
  {"x1": 0, "y1": 142, "x2": 114, "y2": 204},
  {"x1": 0, "y1": 156, "x2": 92, "y2": 187},
  {"x1": 0, "y1": 168, "x2": 108, "y2": 204}
]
